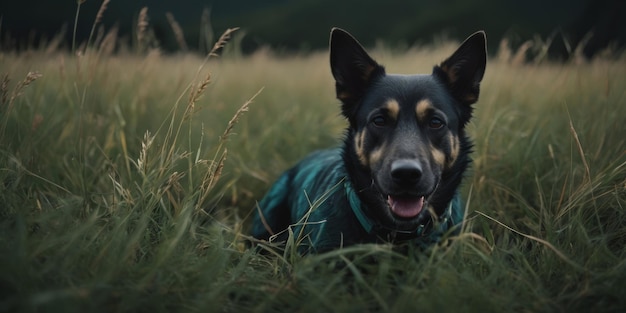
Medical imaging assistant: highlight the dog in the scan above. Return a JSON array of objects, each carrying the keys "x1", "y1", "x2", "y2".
[{"x1": 251, "y1": 28, "x2": 486, "y2": 253}]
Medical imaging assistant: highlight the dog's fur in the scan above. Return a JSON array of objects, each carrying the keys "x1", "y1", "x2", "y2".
[{"x1": 251, "y1": 28, "x2": 486, "y2": 253}]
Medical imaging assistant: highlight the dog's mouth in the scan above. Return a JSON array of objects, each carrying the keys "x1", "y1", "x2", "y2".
[
  {"x1": 387, "y1": 195, "x2": 425, "y2": 218},
  {"x1": 384, "y1": 180, "x2": 439, "y2": 221}
]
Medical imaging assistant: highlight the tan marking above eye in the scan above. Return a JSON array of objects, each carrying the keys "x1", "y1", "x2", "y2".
[
  {"x1": 385, "y1": 99, "x2": 400, "y2": 121},
  {"x1": 416, "y1": 99, "x2": 433, "y2": 121}
]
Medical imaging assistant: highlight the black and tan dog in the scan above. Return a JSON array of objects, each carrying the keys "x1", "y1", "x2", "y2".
[{"x1": 251, "y1": 28, "x2": 486, "y2": 253}]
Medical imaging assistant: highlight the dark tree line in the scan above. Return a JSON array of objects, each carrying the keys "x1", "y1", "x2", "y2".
[{"x1": 1, "y1": 0, "x2": 624, "y2": 58}]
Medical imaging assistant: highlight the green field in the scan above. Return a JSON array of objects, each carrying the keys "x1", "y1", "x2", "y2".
[{"x1": 1, "y1": 29, "x2": 625, "y2": 312}]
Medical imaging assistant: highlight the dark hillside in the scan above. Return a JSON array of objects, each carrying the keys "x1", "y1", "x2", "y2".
[{"x1": 1, "y1": 0, "x2": 623, "y2": 57}]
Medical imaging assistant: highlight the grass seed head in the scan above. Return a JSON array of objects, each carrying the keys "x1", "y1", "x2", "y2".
[
  {"x1": 137, "y1": 7, "x2": 149, "y2": 47},
  {"x1": 95, "y1": 0, "x2": 110, "y2": 25},
  {"x1": 209, "y1": 27, "x2": 240, "y2": 57}
]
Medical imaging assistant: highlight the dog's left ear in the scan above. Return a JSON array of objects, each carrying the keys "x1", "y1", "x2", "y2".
[{"x1": 434, "y1": 31, "x2": 487, "y2": 105}]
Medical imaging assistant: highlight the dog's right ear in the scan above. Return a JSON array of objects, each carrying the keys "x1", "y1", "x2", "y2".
[{"x1": 330, "y1": 28, "x2": 385, "y2": 119}]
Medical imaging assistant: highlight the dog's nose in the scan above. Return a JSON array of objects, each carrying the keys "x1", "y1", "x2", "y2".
[{"x1": 390, "y1": 159, "x2": 422, "y2": 185}]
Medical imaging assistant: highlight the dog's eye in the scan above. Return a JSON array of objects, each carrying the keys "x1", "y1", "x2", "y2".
[
  {"x1": 372, "y1": 115, "x2": 387, "y2": 127},
  {"x1": 428, "y1": 117, "x2": 445, "y2": 129}
]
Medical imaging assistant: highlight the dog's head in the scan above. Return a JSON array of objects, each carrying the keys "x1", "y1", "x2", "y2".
[{"x1": 330, "y1": 28, "x2": 486, "y2": 233}]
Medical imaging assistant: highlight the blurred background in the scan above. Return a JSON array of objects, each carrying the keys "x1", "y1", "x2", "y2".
[{"x1": 1, "y1": 0, "x2": 625, "y2": 59}]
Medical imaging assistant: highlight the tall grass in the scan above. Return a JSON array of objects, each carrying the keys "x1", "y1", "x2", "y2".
[{"x1": 1, "y1": 10, "x2": 625, "y2": 312}]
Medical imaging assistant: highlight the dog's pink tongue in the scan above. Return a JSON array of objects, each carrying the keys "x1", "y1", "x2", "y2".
[{"x1": 388, "y1": 196, "x2": 425, "y2": 218}]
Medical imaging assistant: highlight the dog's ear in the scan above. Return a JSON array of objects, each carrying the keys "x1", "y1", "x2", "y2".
[
  {"x1": 330, "y1": 28, "x2": 385, "y2": 118},
  {"x1": 434, "y1": 31, "x2": 487, "y2": 105}
]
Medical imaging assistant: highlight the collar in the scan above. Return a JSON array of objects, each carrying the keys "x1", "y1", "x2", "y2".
[{"x1": 344, "y1": 179, "x2": 456, "y2": 241}]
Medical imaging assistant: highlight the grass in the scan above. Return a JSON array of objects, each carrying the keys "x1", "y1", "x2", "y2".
[{"x1": 1, "y1": 21, "x2": 626, "y2": 312}]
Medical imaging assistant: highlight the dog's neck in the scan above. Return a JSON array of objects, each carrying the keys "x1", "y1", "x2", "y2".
[{"x1": 342, "y1": 169, "x2": 460, "y2": 243}]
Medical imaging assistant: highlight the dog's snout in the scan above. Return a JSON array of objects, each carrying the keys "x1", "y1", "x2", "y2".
[{"x1": 390, "y1": 159, "x2": 422, "y2": 185}]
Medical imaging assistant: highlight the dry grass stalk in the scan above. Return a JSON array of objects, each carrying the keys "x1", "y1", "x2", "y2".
[
  {"x1": 95, "y1": 0, "x2": 110, "y2": 25},
  {"x1": 109, "y1": 174, "x2": 135, "y2": 208},
  {"x1": 166, "y1": 12, "x2": 188, "y2": 51},
  {"x1": 99, "y1": 25, "x2": 118, "y2": 56},
  {"x1": 512, "y1": 40, "x2": 532, "y2": 66},
  {"x1": 77, "y1": 43, "x2": 87, "y2": 55},
  {"x1": 209, "y1": 27, "x2": 240, "y2": 57},
  {"x1": 220, "y1": 87, "x2": 262, "y2": 143},
  {"x1": 10, "y1": 72, "x2": 43, "y2": 104},
  {"x1": 1, "y1": 74, "x2": 9, "y2": 105},
  {"x1": 73, "y1": 50, "x2": 83, "y2": 85},
  {"x1": 496, "y1": 38, "x2": 512, "y2": 63},
  {"x1": 137, "y1": 7, "x2": 149, "y2": 49},
  {"x1": 197, "y1": 88, "x2": 262, "y2": 210},
  {"x1": 573, "y1": 32, "x2": 593, "y2": 65},
  {"x1": 185, "y1": 72, "x2": 211, "y2": 121},
  {"x1": 569, "y1": 119, "x2": 591, "y2": 183},
  {"x1": 200, "y1": 7, "x2": 214, "y2": 54},
  {"x1": 136, "y1": 131, "x2": 155, "y2": 175},
  {"x1": 45, "y1": 25, "x2": 67, "y2": 54},
  {"x1": 1, "y1": 72, "x2": 42, "y2": 138},
  {"x1": 72, "y1": 0, "x2": 87, "y2": 52},
  {"x1": 186, "y1": 28, "x2": 240, "y2": 120},
  {"x1": 199, "y1": 148, "x2": 228, "y2": 208},
  {"x1": 94, "y1": 25, "x2": 105, "y2": 48},
  {"x1": 165, "y1": 171, "x2": 186, "y2": 215},
  {"x1": 476, "y1": 211, "x2": 585, "y2": 271}
]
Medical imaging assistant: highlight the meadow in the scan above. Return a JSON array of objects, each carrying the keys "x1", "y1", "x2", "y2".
[{"x1": 1, "y1": 27, "x2": 625, "y2": 312}]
